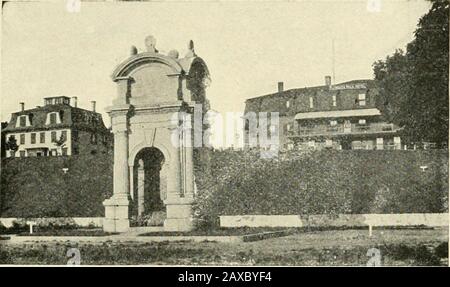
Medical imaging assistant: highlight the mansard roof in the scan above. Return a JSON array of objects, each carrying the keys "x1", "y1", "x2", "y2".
[{"x1": 3, "y1": 103, "x2": 109, "y2": 133}]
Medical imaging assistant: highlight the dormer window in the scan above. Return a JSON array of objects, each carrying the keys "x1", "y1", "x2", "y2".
[
  {"x1": 309, "y1": 97, "x2": 314, "y2": 108},
  {"x1": 332, "y1": 95, "x2": 337, "y2": 107},
  {"x1": 286, "y1": 100, "x2": 290, "y2": 108},
  {"x1": 16, "y1": 115, "x2": 32, "y2": 128},
  {"x1": 19, "y1": 116, "x2": 26, "y2": 127},
  {"x1": 330, "y1": 120, "x2": 337, "y2": 126},
  {"x1": 358, "y1": 119, "x2": 367, "y2": 125},
  {"x1": 50, "y1": 113, "x2": 57, "y2": 124},
  {"x1": 46, "y1": 112, "x2": 61, "y2": 125}
]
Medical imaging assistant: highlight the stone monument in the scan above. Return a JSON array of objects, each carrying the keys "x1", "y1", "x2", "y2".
[{"x1": 103, "y1": 36, "x2": 210, "y2": 232}]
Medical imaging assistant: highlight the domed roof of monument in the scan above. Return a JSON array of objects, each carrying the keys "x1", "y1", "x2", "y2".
[{"x1": 111, "y1": 36, "x2": 210, "y2": 81}]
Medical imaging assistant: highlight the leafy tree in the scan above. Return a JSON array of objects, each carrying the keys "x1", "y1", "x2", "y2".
[
  {"x1": 373, "y1": 0, "x2": 449, "y2": 146},
  {"x1": 5, "y1": 135, "x2": 19, "y2": 154}
]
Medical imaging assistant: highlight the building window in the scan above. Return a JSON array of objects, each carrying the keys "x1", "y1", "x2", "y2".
[
  {"x1": 358, "y1": 119, "x2": 367, "y2": 125},
  {"x1": 332, "y1": 95, "x2": 337, "y2": 107},
  {"x1": 49, "y1": 113, "x2": 57, "y2": 124},
  {"x1": 309, "y1": 97, "x2": 314, "y2": 108},
  {"x1": 330, "y1": 120, "x2": 337, "y2": 126},
  {"x1": 62, "y1": 148, "x2": 68, "y2": 156},
  {"x1": 20, "y1": 134, "x2": 25, "y2": 144},
  {"x1": 19, "y1": 151, "x2": 26, "y2": 157},
  {"x1": 286, "y1": 100, "x2": 290, "y2": 108},
  {"x1": 31, "y1": 133, "x2": 36, "y2": 144},
  {"x1": 61, "y1": 131, "x2": 67, "y2": 141},
  {"x1": 19, "y1": 116, "x2": 26, "y2": 127},
  {"x1": 40, "y1": 132, "x2": 45, "y2": 143},
  {"x1": 51, "y1": 149, "x2": 57, "y2": 156},
  {"x1": 358, "y1": 94, "x2": 366, "y2": 106},
  {"x1": 51, "y1": 131, "x2": 57, "y2": 142},
  {"x1": 325, "y1": 139, "x2": 333, "y2": 147}
]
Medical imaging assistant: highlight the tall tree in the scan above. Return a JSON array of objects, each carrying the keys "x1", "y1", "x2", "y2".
[{"x1": 374, "y1": 0, "x2": 449, "y2": 146}]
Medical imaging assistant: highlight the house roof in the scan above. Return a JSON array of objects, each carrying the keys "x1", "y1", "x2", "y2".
[
  {"x1": 3, "y1": 103, "x2": 109, "y2": 133},
  {"x1": 244, "y1": 79, "x2": 378, "y2": 115}
]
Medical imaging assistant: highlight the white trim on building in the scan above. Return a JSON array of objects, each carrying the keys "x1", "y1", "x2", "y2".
[{"x1": 294, "y1": 108, "x2": 381, "y2": 120}]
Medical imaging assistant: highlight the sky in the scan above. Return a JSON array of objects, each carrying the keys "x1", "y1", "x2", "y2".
[{"x1": 1, "y1": 0, "x2": 431, "y2": 130}]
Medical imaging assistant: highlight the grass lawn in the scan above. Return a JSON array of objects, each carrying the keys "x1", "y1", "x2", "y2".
[
  {"x1": 0, "y1": 228, "x2": 447, "y2": 266},
  {"x1": 138, "y1": 227, "x2": 293, "y2": 236}
]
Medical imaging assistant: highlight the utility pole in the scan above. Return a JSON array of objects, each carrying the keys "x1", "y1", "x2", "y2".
[{"x1": 332, "y1": 38, "x2": 336, "y2": 84}]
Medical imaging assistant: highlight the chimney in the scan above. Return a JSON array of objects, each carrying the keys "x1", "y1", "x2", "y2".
[
  {"x1": 72, "y1": 97, "x2": 78, "y2": 108},
  {"x1": 278, "y1": 82, "x2": 284, "y2": 93},
  {"x1": 325, "y1": 76, "x2": 332, "y2": 89},
  {"x1": 20, "y1": 102, "x2": 25, "y2": 111},
  {"x1": 91, "y1": 101, "x2": 96, "y2": 112}
]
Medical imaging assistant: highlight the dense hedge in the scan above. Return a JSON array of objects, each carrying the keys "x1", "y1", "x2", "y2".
[
  {"x1": 0, "y1": 153, "x2": 113, "y2": 218},
  {"x1": 193, "y1": 149, "x2": 448, "y2": 228},
  {"x1": 1, "y1": 148, "x2": 447, "y2": 226}
]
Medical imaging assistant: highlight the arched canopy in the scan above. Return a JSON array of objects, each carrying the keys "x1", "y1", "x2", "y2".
[
  {"x1": 129, "y1": 141, "x2": 172, "y2": 167},
  {"x1": 134, "y1": 147, "x2": 165, "y2": 169},
  {"x1": 111, "y1": 52, "x2": 211, "y2": 82},
  {"x1": 111, "y1": 53, "x2": 184, "y2": 81}
]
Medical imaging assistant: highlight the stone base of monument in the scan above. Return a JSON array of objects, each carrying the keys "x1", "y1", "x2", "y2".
[
  {"x1": 103, "y1": 196, "x2": 130, "y2": 233},
  {"x1": 163, "y1": 196, "x2": 194, "y2": 232}
]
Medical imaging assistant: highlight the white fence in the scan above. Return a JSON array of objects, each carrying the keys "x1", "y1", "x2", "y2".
[
  {"x1": 1, "y1": 214, "x2": 448, "y2": 229},
  {"x1": 220, "y1": 213, "x2": 449, "y2": 228}
]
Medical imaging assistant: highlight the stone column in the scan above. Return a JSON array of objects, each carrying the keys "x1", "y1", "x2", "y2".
[
  {"x1": 184, "y1": 131, "x2": 195, "y2": 199},
  {"x1": 160, "y1": 163, "x2": 167, "y2": 201},
  {"x1": 163, "y1": 119, "x2": 194, "y2": 231},
  {"x1": 129, "y1": 165, "x2": 134, "y2": 201},
  {"x1": 112, "y1": 77, "x2": 133, "y2": 106},
  {"x1": 166, "y1": 126, "x2": 182, "y2": 200},
  {"x1": 103, "y1": 108, "x2": 131, "y2": 233},
  {"x1": 137, "y1": 160, "x2": 145, "y2": 216},
  {"x1": 114, "y1": 130, "x2": 129, "y2": 197}
]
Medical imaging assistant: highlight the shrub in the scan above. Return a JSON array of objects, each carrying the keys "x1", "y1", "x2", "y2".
[
  {"x1": 0, "y1": 153, "x2": 113, "y2": 217},
  {"x1": 193, "y1": 149, "x2": 448, "y2": 228}
]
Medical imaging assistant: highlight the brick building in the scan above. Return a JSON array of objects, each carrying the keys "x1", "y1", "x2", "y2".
[
  {"x1": 244, "y1": 77, "x2": 402, "y2": 151},
  {"x1": 2, "y1": 96, "x2": 111, "y2": 157}
]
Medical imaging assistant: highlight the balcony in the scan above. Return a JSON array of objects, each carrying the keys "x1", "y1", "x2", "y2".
[{"x1": 290, "y1": 123, "x2": 397, "y2": 138}]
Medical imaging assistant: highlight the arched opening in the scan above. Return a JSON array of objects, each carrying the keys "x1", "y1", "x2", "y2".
[{"x1": 131, "y1": 147, "x2": 166, "y2": 226}]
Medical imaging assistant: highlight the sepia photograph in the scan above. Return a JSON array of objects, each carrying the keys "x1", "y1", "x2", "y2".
[{"x1": 0, "y1": 0, "x2": 448, "y2": 268}]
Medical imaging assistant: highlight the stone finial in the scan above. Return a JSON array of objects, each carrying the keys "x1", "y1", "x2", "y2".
[
  {"x1": 185, "y1": 40, "x2": 196, "y2": 57},
  {"x1": 130, "y1": 46, "x2": 138, "y2": 56},
  {"x1": 145, "y1": 35, "x2": 158, "y2": 53},
  {"x1": 168, "y1": 49, "x2": 179, "y2": 59}
]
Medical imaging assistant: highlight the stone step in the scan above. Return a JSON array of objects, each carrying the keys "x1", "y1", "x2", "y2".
[{"x1": 125, "y1": 226, "x2": 165, "y2": 235}]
